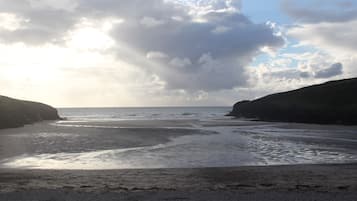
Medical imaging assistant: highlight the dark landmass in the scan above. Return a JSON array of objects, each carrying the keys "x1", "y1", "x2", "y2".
[
  {"x1": 0, "y1": 95, "x2": 60, "y2": 129},
  {"x1": 0, "y1": 163, "x2": 356, "y2": 201},
  {"x1": 229, "y1": 78, "x2": 357, "y2": 125}
]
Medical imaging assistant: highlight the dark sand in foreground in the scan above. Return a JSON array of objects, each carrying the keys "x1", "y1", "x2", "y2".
[{"x1": 1, "y1": 163, "x2": 357, "y2": 201}]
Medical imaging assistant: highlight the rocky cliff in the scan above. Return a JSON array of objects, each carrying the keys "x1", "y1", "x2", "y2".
[
  {"x1": 0, "y1": 95, "x2": 60, "y2": 129},
  {"x1": 229, "y1": 78, "x2": 357, "y2": 125}
]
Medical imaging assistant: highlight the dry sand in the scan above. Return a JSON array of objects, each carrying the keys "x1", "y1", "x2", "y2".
[{"x1": 0, "y1": 163, "x2": 357, "y2": 200}]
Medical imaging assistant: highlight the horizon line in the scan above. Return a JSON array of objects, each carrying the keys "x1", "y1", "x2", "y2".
[{"x1": 56, "y1": 105, "x2": 232, "y2": 109}]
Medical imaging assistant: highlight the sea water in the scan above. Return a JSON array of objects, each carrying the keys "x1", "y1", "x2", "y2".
[{"x1": 0, "y1": 107, "x2": 357, "y2": 169}]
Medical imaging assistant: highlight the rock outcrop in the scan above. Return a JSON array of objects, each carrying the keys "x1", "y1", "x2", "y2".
[
  {"x1": 0, "y1": 95, "x2": 60, "y2": 129},
  {"x1": 229, "y1": 78, "x2": 357, "y2": 125}
]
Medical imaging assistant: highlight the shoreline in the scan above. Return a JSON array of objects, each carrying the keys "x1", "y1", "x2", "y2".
[
  {"x1": 1, "y1": 119, "x2": 357, "y2": 170},
  {"x1": 1, "y1": 163, "x2": 357, "y2": 200}
]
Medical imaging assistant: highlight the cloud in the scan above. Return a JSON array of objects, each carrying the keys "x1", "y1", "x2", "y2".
[
  {"x1": 211, "y1": 25, "x2": 232, "y2": 34},
  {"x1": 28, "y1": 0, "x2": 78, "y2": 12},
  {"x1": 171, "y1": 0, "x2": 241, "y2": 15},
  {"x1": 288, "y1": 20, "x2": 357, "y2": 54},
  {"x1": 248, "y1": 50, "x2": 347, "y2": 99},
  {"x1": 284, "y1": 0, "x2": 357, "y2": 80},
  {"x1": 0, "y1": 0, "x2": 284, "y2": 92},
  {"x1": 0, "y1": 2, "x2": 77, "y2": 44},
  {"x1": 110, "y1": 4, "x2": 284, "y2": 90},
  {"x1": 146, "y1": 51, "x2": 168, "y2": 59},
  {"x1": 0, "y1": 13, "x2": 26, "y2": 31},
  {"x1": 299, "y1": 71, "x2": 311, "y2": 78},
  {"x1": 314, "y1": 62, "x2": 343, "y2": 78},
  {"x1": 287, "y1": 21, "x2": 357, "y2": 80},
  {"x1": 0, "y1": 0, "x2": 289, "y2": 108},
  {"x1": 169, "y1": 57, "x2": 192, "y2": 68},
  {"x1": 140, "y1": 17, "x2": 165, "y2": 27},
  {"x1": 282, "y1": 0, "x2": 357, "y2": 23}
]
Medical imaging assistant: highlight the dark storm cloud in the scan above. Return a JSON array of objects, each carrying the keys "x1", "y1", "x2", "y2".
[
  {"x1": 0, "y1": 0, "x2": 284, "y2": 91},
  {"x1": 314, "y1": 63, "x2": 343, "y2": 78},
  {"x1": 282, "y1": 0, "x2": 357, "y2": 23}
]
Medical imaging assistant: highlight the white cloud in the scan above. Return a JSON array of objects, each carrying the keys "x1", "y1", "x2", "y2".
[
  {"x1": 0, "y1": 0, "x2": 286, "y2": 106},
  {"x1": 0, "y1": 12, "x2": 27, "y2": 31},
  {"x1": 171, "y1": 0, "x2": 241, "y2": 16},
  {"x1": 287, "y1": 20, "x2": 357, "y2": 78},
  {"x1": 282, "y1": 0, "x2": 357, "y2": 81},
  {"x1": 288, "y1": 20, "x2": 357, "y2": 54},
  {"x1": 246, "y1": 49, "x2": 348, "y2": 102}
]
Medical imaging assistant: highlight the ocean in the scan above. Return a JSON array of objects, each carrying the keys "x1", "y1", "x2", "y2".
[{"x1": 0, "y1": 107, "x2": 357, "y2": 169}]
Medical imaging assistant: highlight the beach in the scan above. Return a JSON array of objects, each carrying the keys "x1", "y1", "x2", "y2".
[
  {"x1": 0, "y1": 163, "x2": 357, "y2": 200},
  {"x1": 1, "y1": 116, "x2": 357, "y2": 169},
  {"x1": 1, "y1": 107, "x2": 357, "y2": 200},
  {"x1": 1, "y1": 0, "x2": 356, "y2": 199}
]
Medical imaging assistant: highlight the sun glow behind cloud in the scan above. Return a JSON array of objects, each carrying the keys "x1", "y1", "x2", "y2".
[
  {"x1": 0, "y1": 13, "x2": 135, "y2": 106},
  {"x1": 66, "y1": 17, "x2": 123, "y2": 50}
]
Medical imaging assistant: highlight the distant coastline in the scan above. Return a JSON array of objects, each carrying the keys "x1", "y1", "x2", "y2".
[
  {"x1": 229, "y1": 78, "x2": 357, "y2": 125},
  {"x1": 0, "y1": 95, "x2": 60, "y2": 129}
]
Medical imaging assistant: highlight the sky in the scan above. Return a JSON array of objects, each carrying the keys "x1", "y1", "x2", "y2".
[{"x1": 0, "y1": 0, "x2": 356, "y2": 107}]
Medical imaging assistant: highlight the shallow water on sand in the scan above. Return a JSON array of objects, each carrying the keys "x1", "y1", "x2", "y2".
[{"x1": 0, "y1": 107, "x2": 357, "y2": 169}]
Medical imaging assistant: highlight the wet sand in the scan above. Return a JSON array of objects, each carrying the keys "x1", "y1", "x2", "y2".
[
  {"x1": 0, "y1": 120, "x2": 217, "y2": 160},
  {"x1": 0, "y1": 163, "x2": 357, "y2": 200},
  {"x1": 1, "y1": 119, "x2": 357, "y2": 169},
  {"x1": 1, "y1": 119, "x2": 357, "y2": 200}
]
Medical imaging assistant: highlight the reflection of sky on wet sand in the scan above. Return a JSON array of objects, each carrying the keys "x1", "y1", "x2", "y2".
[
  {"x1": 1, "y1": 122, "x2": 357, "y2": 170},
  {"x1": 0, "y1": 129, "x2": 257, "y2": 169}
]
